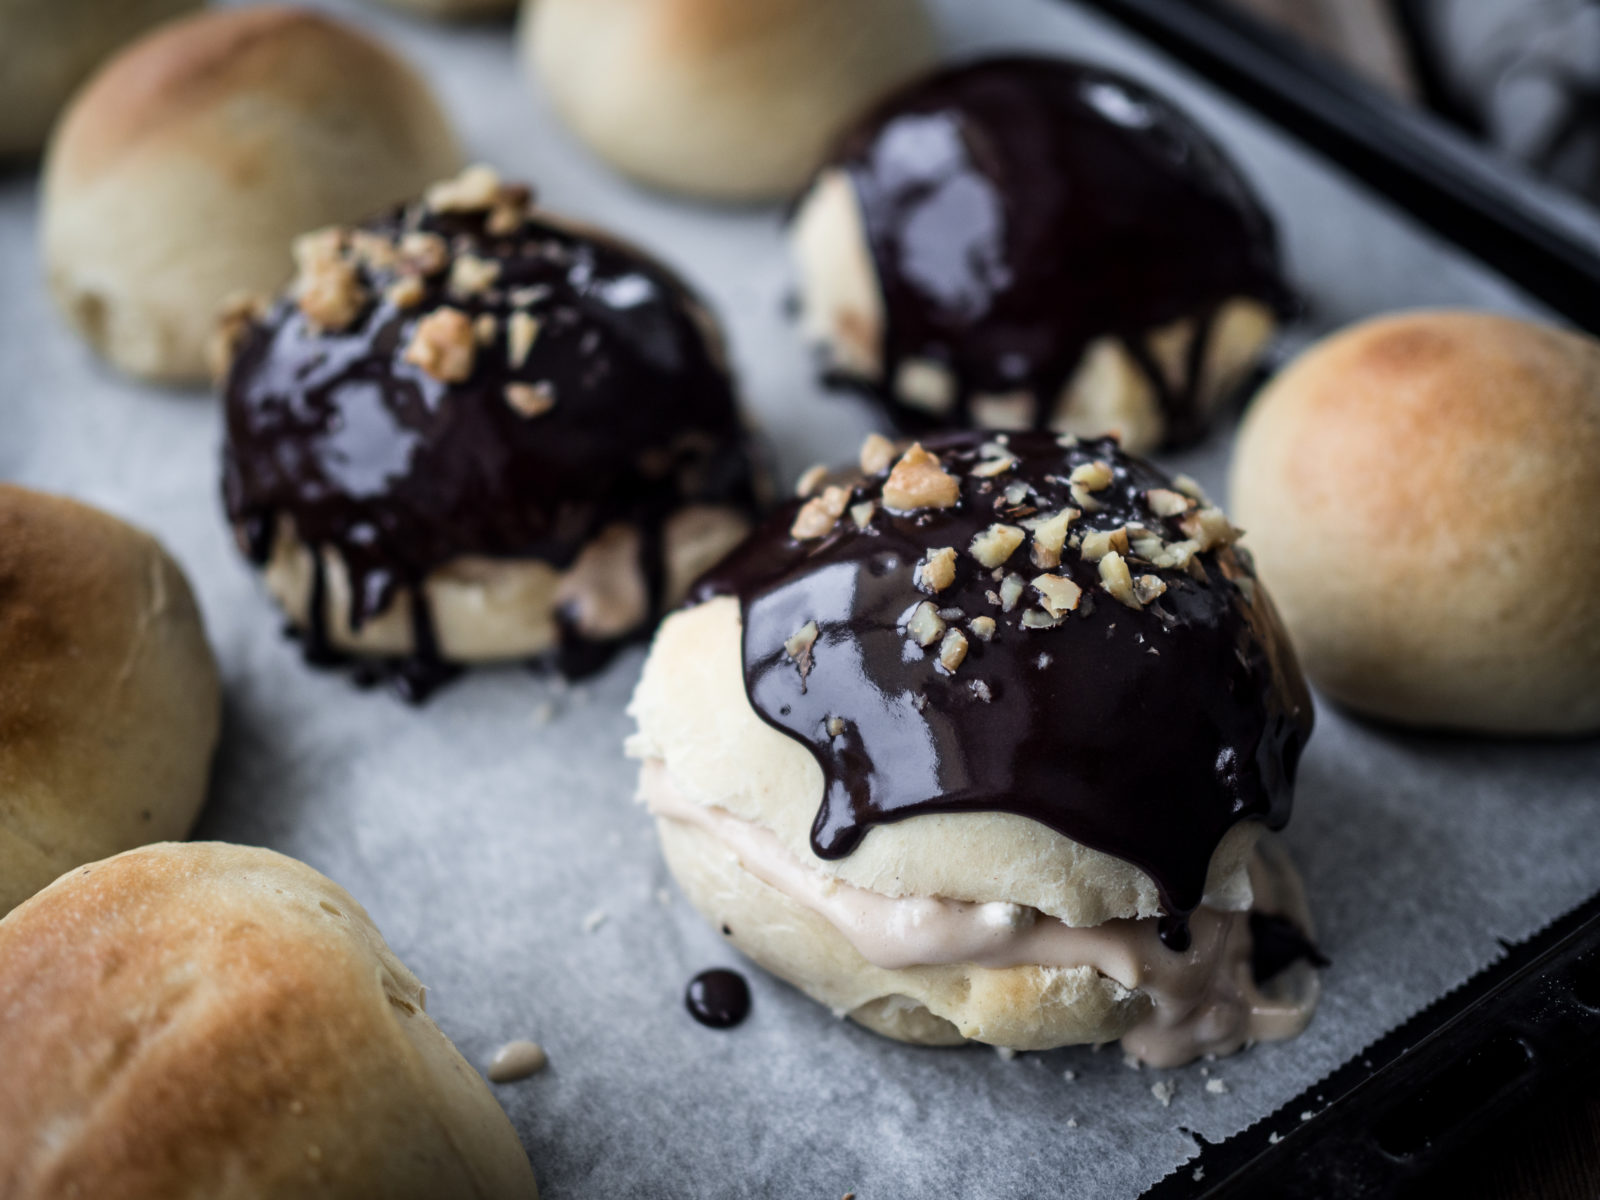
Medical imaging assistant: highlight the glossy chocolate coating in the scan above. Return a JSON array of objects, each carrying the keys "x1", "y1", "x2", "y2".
[
  {"x1": 222, "y1": 187, "x2": 759, "y2": 699},
  {"x1": 819, "y1": 57, "x2": 1290, "y2": 445},
  {"x1": 697, "y1": 432, "x2": 1312, "y2": 949},
  {"x1": 685, "y1": 968, "x2": 752, "y2": 1029},
  {"x1": 1249, "y1": 911, "x2": 1329, "y2": 986}
]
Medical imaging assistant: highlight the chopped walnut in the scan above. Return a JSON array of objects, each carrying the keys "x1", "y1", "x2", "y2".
[
  {"x1": 970, "y1": 443, "x2": 1018, "y2": 478},
  {"x1": 850, "y1": 501, "x2": 876, "y2": 528},
  {"x1": 403, "y1": 307, "x2": 476, "y2": 382},
  {"x1": 1133, "y1": 574, "x2": 1168, "y2": 605},
  {"x1": 297, "y1": 258, "x2": 367, "y2": 333},
  {"x1": 1021, "y1": 608, "x2": 1064, "y2": 629},
  {"x1": 486, "y1": 200, "x2": 527, "y2": 237},
  {"x1": 790, "y1": 486, "x2": 850, "y2": 539},
  {"x1": 385, "y1": 275, "x2": 426, "y2": 310},
  {"x1": 785, "y1": 619, "x2": 819, "y2": 683},
  {"x1": 1146, "y1": 488, "x2": 1193, "y2": 518},
  {"x1": 998, "y1": 573, "x2": 1025, "y2": 612},
  {"x1": 1026, "y1": 508, "x2": 1080, "y2": 568},
  {"x1": 1070, "y1": 483, "x2": 1104, "y2": 513},
  {"x1": 916, "y1": 547, "x2": 958, "y2": 593},
  {"x1": 450, "y1": 254, "x2": 501, "y2": 297},
  {"x1": 969, "y1": 616, "x2": 996, "y2": 641},
  {"x1": 508, "y1": 311, "x2": 540, "y2": 368},
  {"x1": 1069, "y1": 460, "x2": 1114, "y2": 491},
  {"x1": 1173, "y1": 473, "x2": 1209, "y2": 502},
  {"x1": 859, "y1": 432, "x2": 896, "y2": 475},
  {"x1": 938, "y1": 628, "x2": 969, "y2": 672},
  {"x1": 970, "y1": 679, "x2": 993, "y2": 702},
  {"x1": 208, "y1": 292, "x2": 268, "y2": 380},
  {"x1": 398, "y1": 232, "x2": 450, "y2": 276},
  {"x1": 969, "y1": 523, "x2": 1025, "y2": 569},
  {"x1": 1179, "y1": 507, "x2": 1239, "y2": 551},
  {"x1": 292, "y1": 227, "x2": 345, "y2": 272},
  {"x1": 906, "y1": 601, "x2": 946, "y2": 647},
  {"x1": 349, "y1": 231, "x2": 397, "y2": 271},
  {"x1": 510, "y1": 285, "x2": 550, "y2": 308},
  {"x1": 1080, "y1": 526, "x2": 1131, "y2": 562},
  {"x1": 882, "y1": 443, "x2": 960, "y2": 511},
  {"x1": 1031, "y1": 573, "x2": 1083, "y2": 617},
  {"x1": 474, "y1": 313, "x2": 499, "y2": 345},
  {"x1": 827, "y1": 716, "x2": 847, "y2": 738},
  {"x1": 505, "y1": 382, "x2": 555, "y2": 418},
  {"x1": 1099, "y1": 551, "x2": 1140, "y2": 609},
  {"x1": 795, "y1": 464, "x2": 829, "y2": 498},
  {"x1": 427, "y1": 164, "x2": 503, "y2": 213}
]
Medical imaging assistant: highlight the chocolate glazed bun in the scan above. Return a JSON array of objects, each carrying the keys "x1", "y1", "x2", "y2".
[
  {"x1": 219, "y1": 165, "x2": 764, "y2": 700},
  {"x1": 630, "y1": 432, "x2": 1320, "y2": 1062},
  {"x1": 0, "y1": 485, "x2": 219, "y2": 914},
  {"x1": 0, "y1": 843, "x2": 537, "y2": 1199},
  {"x1": 791, "y1": 58, "x2": 1290, "y2": 454},
  {"x1": 41, "y1": 6, "x2": 461, "y2": 383}
]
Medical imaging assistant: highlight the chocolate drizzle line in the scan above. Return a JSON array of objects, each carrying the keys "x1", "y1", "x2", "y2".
[
  {"x1": 821, "y1": 57, "x2": 1291, "y2": 446},
  {"x1": 685, "y1": 968, "x2": 752, "y2": 1029},
  {"x1": 222, "y1": 182, "x2": 760, "y2": 701},
  {"x1": 696, "y1": 432, "x2": 1312, "y2": 950}
]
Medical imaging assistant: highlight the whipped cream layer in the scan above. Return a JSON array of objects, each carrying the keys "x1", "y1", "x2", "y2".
[{"x1": 642, "y1": 759, "x2": 1317, "y2": 1067}]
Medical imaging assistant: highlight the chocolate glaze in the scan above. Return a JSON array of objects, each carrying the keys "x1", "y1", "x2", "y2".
[
  {"x1": 1249, "y1": 911, "x2": 1330, "y2": 985},
  {"x1": 222, "y1": 188, "x2": 759, "y2": 700},
  {"x1": 685, "y1": 968, "x2": 751, "y2": 1029},
  {"x1": 697, "y1": 432, "x2": 1312, "y2": 950},
  {"x1": 819, "y1": 57, "x2": 1291, "y2": 446}
]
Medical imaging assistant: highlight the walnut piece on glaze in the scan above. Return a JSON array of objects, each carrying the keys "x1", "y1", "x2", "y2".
[
  {"x1": 507, "y1": 312, "x2": 540, "y2": 368},
  {"x1": 795, "y1": 464, "x2": 829, "y2": 498},
  {"x1": 504, "y1": 382, "x2": 555, "y2": 419},
  {"x1": 473, "y1": 313, "x2": 499, "y2": 346},
  {"x1": 1146, "y1": 488, "x2": 1194, "y2": 518},
  {"x1": 969, "y1": 523, "x2": 1025, "y2": 569},
  {"x1": 1099, "y1": 550, "x2": 1140, "y2": 609},
  {"x1": 1133, "y1": 574, "x2": 1168, "y2": 605},
  {"x1": 450, "y1": 254, "x2": 501, "y2": 298},
  {"x1": 1080, "y1": 526, "x2": 1131, "y2": 562},
  {"x1": 997, "y1": 573, "x2": 1025, "y2": 612},
  {"x1": 785, "y1": 619, "x2": 820, "y2": 664},
  {"x1": 937, "y1": 628, "x2": 969, "y2": 672},
  {"x1": 850, "y1": 501, "x2": 876, "y2": 528},
  {"x1": 296, "y1": 256, "x2": 368, "y2": 334},
  {"x1": 859, "y1": 432, "x2": 896, "y2": 475},
  {"x1": 1180, "y1": 506, "x2": 1240, "y2": 552},
  {"x1": 791, "y1": 486, "x2": 850, "y2": 540},
  {"x1": 399, "y1": 232, "x2": 451, "y2": 276},
  {"x1": 426, "y1": 163, "x2": 504, "y2": 213},
  {"x1": 403, "y1": 307, "x2": 476, "y2": 383},
  {"x1": 291, "y1": 227, "x2": 345, "y2": 273},
  {"x1": 916, "y1": 547, "x2": 958, "y2": 593},
  {"x1": 1025, "y1": 508, "x2": 1079, "y2": 568},
  {"x1": 905, "y1": 600, "x2": 946, "y2": 647},
  {"x1": 209, "y1": 292, "x2": 268, "y2": 381},
  {"x1": 385, "y1": 275, "x2": 426, "y2": 310},
  {"x1": 882, "y1": 443, "x2": 959, "y2": 511},
  {"x1": 1031, "y1": 573, "x2": 1083, "y2": 618}
]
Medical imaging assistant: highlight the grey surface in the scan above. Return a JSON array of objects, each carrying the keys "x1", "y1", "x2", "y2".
[{"x1": 4, "y1": 0, "x2": 1599, "y2": 1196}]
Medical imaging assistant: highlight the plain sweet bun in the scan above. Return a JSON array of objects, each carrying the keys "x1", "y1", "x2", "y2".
[
  {"x1": 41, "y1": 5, "x2": 461, "y2": 383},
  {"x1": 1231, "y1": 310, "x2": 1600, "y2": 734},
  {"x1": 0, "y1": 842, "x2": 537, "y2": 1198},
  {"x1": 0, "y1": 0, "x2": 200, "y2": 157},
  {"x1": 220, "y1": 166, "x2": 763, "y2": 697},
  {"x1": 631, "y1": 433, "x2": 1320, "y2": 1062},
  {"x1": 519, "y1": 0, "x2": 938, "y2": 201},
  {"x1": 0, "y1": 485, "x2": 219, "y2": 914}
]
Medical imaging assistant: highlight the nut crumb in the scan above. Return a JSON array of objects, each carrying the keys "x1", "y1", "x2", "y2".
[
  {"x1": 385, "y1": 275, "x2": 426, "y2": 310},
  {"x1": 850, "y1": 502, "x2": 876, "y2": 528},
  {"x1": 938, "y1": 628, "x2": 969, "y2": 672},
  {"x1": 883, "y1": 443, "x2": 959, "y2": 511},
  {"x1": 826, "y1": 716, "x2": 846, "y2": 737},
  {"x1": 917, "y1": 547, "x2": 958, "y2": 593},
  {"x1": 795, "y1": 464, "x2": 829, "y2": 498},
  {"x1": 296, "y1": 258, "x2": 367, "y2": 333},
  {"x1": 1069, "y1": 460, "x2": 1114, "y2": 491},
  {"x1": 1080, "y1": 527, "x2": 1131, "y2": 562},
  {"x1": 998, "y1": 574, "x2": 1025, "y2": 612},
  {"x1": 1206, "y1": 1078, "x2": 1228, "y2": 1095},
  {"x1": 905, "y1": 601, "x2": 946, "y2": 647},
  {"x1": 505, "y1": 382, "x2": 555, "y2": 418},
  {"x1": 427, "y1": 164, "x2": 503, "y2": 213},
  {"x1": 1151, "y1": 1080, "x2": 1175, "y2": 1107},
  {"x1": 398, "y1": 232, "x2": 450, "y2": 276},
  {"x1": 1146, "y1": 488, "x2": 1193, "y2": 518},
  {"x1": 1179, "y1": 506, "x2": 1238, "y2": 551},
  {"x1": 791, "y1": 486, "x2": 850, "y2": 539},
  {"x1": 508, "y1": 311, "x2": 540, "y2": 368},
  {"x1": 785, "y1": 620, "x2": 820, "y2": 666},
  {"x1": 1031, "y1": 574, "x2": 1083, "y2": 617},
  {"x1": 404, "y1": 308, "x2": 476, "y2": 382},
  {"x1": 581, "y1": 909, "x2": 608, "y2": 933},
  {"x1": 969, "y1": 523, "x2": 1025, "y2": 568},
  {"x1": 450, "y1": 254, "x2": 501, "y2": 298},
  {"x1": 1133, "y1": 574, "x2": 1167, "y2": 605},
  {"x1": 969, "y1": 615, "x2": 996, "y2": 641},
  {"x1": 474, "y1": 313, "x2": 499, "y2": 345},
  {"x1": 1026, "y1": 508, "x2": 1079, "y2": 568},
  {"x1": 858, "y1": 432, "x2": 896, "y2": 475},
  {"x1": 1099, "y1": 551, "x2": 1140, "y2": 609}
]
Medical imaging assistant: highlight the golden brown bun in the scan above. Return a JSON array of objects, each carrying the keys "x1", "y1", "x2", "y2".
[
  {"x1": 41, "y1": 6, "x2": 461, "y2": 383},
  {"x1": 0, "y1": 842, "x2": 538, "y2": 1199},
  {"x1": 520, "y1": 0, "x2": 938, "y2": 201},
  {"x1": 0, "y1": 485, "x2": 219, "y2": 914},
  {"x1": 0, "y1": 0, "x2": 200, "y2": 157},
  {"x1": 1231, "y1": 310, "x2": 1600, "y2": 734}
]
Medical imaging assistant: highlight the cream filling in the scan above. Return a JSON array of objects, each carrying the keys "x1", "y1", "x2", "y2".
[{"x1": 642, "y1": 759, "x2": 1317, "y2": 1066}]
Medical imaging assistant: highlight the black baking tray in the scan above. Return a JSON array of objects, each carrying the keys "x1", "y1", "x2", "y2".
[{"x1": 1061, "y1": 0, "x2": 1600, "y2": 1194}]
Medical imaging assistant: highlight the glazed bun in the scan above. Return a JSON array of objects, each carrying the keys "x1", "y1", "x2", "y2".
[
  {"x1": 519, "y1": 0, "x2": 938, "y2": 201},
  {"x1": 41, "y1": 5, "x2": 461, "y2": 383},
  {"x1": 631, "y1": 433, "x2": 1320, "y2": 1064},
  {"x1": 0, "y1": 842, "x2": 537, "y2": 1198},
  {"x1": 1231, "y1": 310, "x2": 1600, "y2": 734},
  {"x1": 0, "y1": 0, "x2": 200, "y2": 157},
  {"x1": 0, "y1": 485, "x2": 219, "y2": 914},
  {"x1": 220, "y1": 166, "x2": 763, "y2": 699}
]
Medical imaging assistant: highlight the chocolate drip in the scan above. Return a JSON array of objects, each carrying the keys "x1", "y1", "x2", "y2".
[
  {"x1": 1249, "y1": 911, "x2": 1330, "y2": 985},
  {"x1": 823, "y1": 57, "x2": 1291, "y2": 445},
  {"x1": 685, "y1": 968, "x2": 752, "y2": 1029},
  {"x1": 222, "y1": 192, "x2": 759, "y2": 698},
  {"x1": 697, "y1": 432, "x2": 1312, "y2": 949}
]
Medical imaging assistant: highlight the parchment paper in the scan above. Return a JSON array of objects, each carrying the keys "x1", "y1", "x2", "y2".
[{"x1": 3, "y1": 1, "x2": 1598, "y2": 1195}]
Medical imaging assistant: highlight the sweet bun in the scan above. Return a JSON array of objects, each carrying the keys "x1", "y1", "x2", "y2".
[
  {"x1": 631, "y1": 432, "x2": 1321, "y2": 1064},
  {"x1": 220, "y1": 165, "x2": 763, "y2": 699},
  {"x1": 0, "y1": 842, "x2": 537, "y2": 1198},
  {"x1": 519, "y1": 0, "x2": 938, "y2": 201},
  {"x1": 791, "y1": 57, "x2": 1287, "y2": 453},
  {"x1": 0, "y1": 0, "x2": 200, "y2": 157},
  {"x1": 41, "y1": 5, "x2": 461, "y2": 383},
  {"x1": 1231, "y1": 310, "x2": 1600, "y2": 734},
  {"x1": 0, "y1": 485, "x2": 219, "y2": 914}
]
